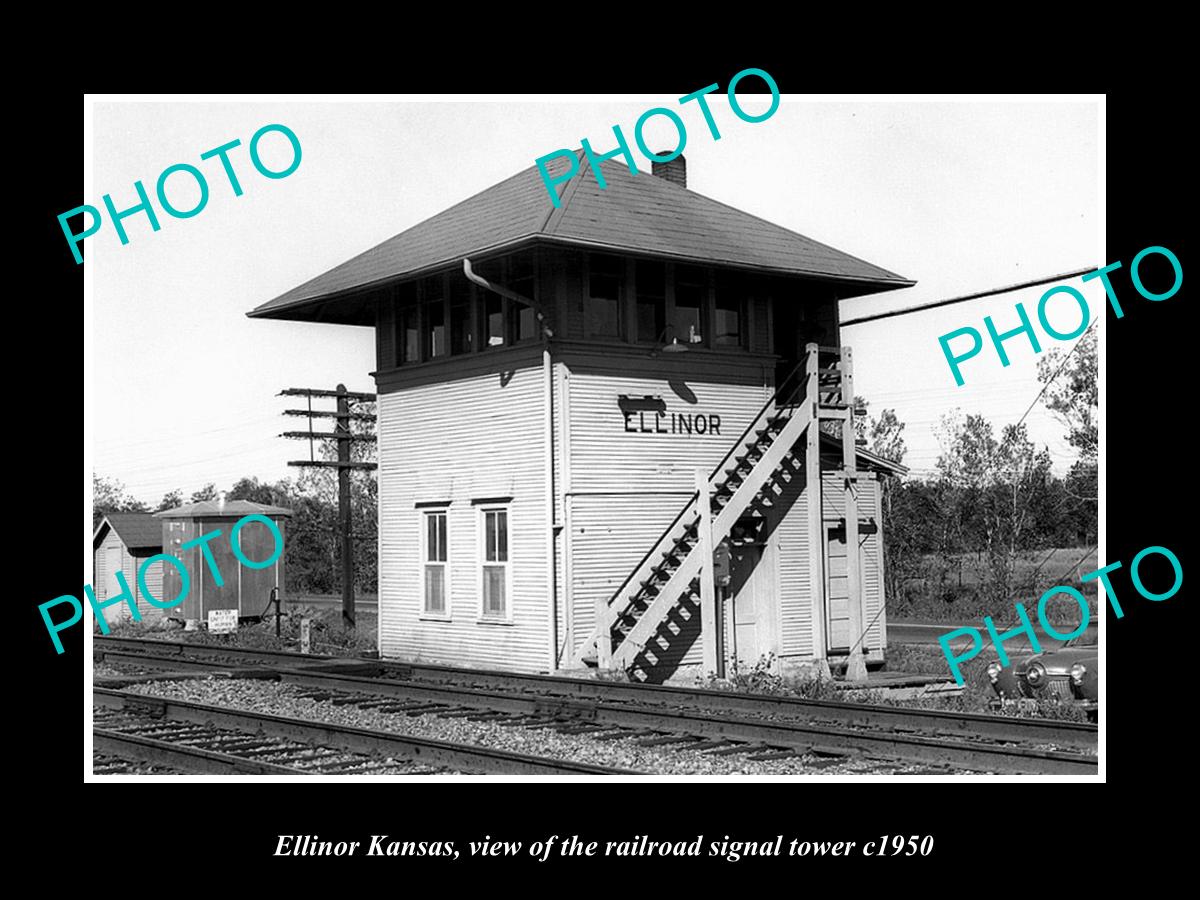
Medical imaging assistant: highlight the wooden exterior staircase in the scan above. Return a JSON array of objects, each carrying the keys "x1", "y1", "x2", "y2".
[{"x1": 573, "y1": 343, "x2": 868, "y2": 683}]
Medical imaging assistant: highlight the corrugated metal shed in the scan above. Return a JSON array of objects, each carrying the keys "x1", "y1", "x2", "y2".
[
  {"x1": 154, "y1": 501, "x2": 292, "y2": 622},
  {"x1": 155, "y1": 499, "x2": 293, "y2": 519},
  {"x1": 247, "y1": 151, "x2": 913, "y2": 323}
]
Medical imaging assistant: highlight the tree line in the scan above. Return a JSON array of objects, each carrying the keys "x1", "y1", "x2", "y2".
[
  {"x1": 93, "y1": 409, "x2": 379, "y2": 597},
  {"x1": 861, "y1": 330, "x2": 1097, "y2": 621}
]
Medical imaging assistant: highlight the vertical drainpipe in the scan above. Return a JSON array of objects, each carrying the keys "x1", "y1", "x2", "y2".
[
  {"x1": 543, "y1": 340, "x2": 558, "y2": 672},
  {"x1": 462, "y1": 258, "x2": 558, "y2": 671}
]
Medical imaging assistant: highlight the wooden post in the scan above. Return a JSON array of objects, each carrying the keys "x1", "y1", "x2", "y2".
[
  {"x1": 696, "y1": 468, "x2": 718, "y2": 676},
  {"x1": 336, "y1": 384, "x2": 355, "y2": 629},
  {"x1": 804, "y1": 343, "x2": 829, "y2": 677},
  {"x1": 840, "y1": 348, "x2": 868, "y2": 682},
  {"x1": 597, "y1": 600, "x2": 613, "y2": 670}
]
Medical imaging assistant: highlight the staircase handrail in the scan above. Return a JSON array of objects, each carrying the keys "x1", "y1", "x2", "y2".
[{"x1": 596, "y1": 354, "x2": 816, "y2": 628}]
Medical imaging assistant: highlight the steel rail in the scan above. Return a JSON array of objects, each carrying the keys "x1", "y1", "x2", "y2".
[
  {"x1": 95, "y1": 637, "x2": 1098, "y2": 750},
  {"x1": 254, "y1": 667, "x2": 1095, "y2": 775},
  {"x1": 93, "y1": 727, "x2": 306, "y2": 775},
  {"x1": 93, "y1": 687, "x2": 639, "y2": 776},
  {"x1": 96, "y1": 652, "x2": 1097, "y2": 774}
]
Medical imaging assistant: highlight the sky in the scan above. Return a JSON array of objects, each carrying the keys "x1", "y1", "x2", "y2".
[{"x1": 89, "y1": 96, "x2": 1101, "y2": 503}]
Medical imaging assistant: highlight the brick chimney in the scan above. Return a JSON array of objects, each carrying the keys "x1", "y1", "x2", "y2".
[{"x1": 651, "y1": 154, "x2": 686, "y2": 189}]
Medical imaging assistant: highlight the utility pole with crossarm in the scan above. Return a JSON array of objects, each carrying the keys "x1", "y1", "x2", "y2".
[{"x1": 280, "y1": 384, "x2": 377, "y2": 628}]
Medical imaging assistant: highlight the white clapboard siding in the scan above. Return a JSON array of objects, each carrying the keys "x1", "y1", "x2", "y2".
[
  {"x1": 565, "y1": 370, "x2": 770, "y2": 495},
  {"x1": 774, "y1": 468, "x2": 815, "y2": 657},
  {"x1": 377, "y1": 364, "x2": 550, "y2": 672},
  {"x1": 567, "y1": 492, "x2": 693, "y2": 658}
]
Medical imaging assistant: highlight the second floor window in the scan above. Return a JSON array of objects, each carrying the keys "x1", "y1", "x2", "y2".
[
  {"x1": 587, "y1": 254, "x2": 623, "y2": 339},
  {"x1": 715, "y1": 273, "x2": 743, "y2": 348},
  {"x1": 635, "y1": 259, "x2": 666, "y2": 344},
  {"x1": 484, "y1": 291, "x2": 504, "y2": 347},
  {"x1": 425, "y1": 295, "x2": 446, "y2": 359},
  {"x1": 675, "y1": 264, "x2": 706, "y2": 345}
]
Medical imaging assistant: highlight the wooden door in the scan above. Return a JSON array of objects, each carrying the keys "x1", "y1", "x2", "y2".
[
  {"x1": 729, "y1": 543, "x2": 773, "y2": 669},
  {"x1": 824, "y1": 524, "x2": 865, "y2": 653}
]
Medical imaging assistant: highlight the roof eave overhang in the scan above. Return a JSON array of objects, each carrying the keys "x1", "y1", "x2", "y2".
[{"x1": 248, "y1": 233, "x2": 914, "y2": 325}]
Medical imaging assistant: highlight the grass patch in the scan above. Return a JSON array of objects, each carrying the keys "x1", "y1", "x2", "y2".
[
  {"x1": 695, "y1": 654, "x2": 842, "y2": 701},
  {"x1": 104, "y1": 605, "x2": 377, "y2": 656},
  {"x1": 880, "y1": 642, "x2": 1091, "y2": 721},
  {"x1": 892, "y1": 546, "x2": 1098, "y2": 624}
]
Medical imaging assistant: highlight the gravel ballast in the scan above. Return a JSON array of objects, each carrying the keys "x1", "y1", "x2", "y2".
[{"x1": 117, "y1": 675, "x2": 962, "y2": 775}]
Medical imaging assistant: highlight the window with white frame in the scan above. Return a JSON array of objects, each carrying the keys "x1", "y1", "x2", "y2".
[
  {"x1": 480, "y1": 507, "x2": 509, "y2": 619},
  {"x1": 422, "y1": 509, "x2": 448, "y2": 615}
]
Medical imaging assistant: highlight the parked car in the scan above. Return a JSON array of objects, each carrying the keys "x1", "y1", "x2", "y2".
[{"x1": 986, "y1": 623, "x2": 1097, "y2": 711}]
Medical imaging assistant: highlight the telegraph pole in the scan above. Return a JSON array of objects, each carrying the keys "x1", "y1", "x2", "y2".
[
  {"x1": 336, "y1": 387, "x2": 353, "y2": 631},
  {"x1": 281, "y1": 385, "x2": 377, "y2": 628}
]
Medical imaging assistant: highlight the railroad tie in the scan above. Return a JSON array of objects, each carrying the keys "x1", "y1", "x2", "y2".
[
  {"x1": 575, "y1": 728, "x2": 629, "y2": 739},
  {"x1": 286, "y1": 750, "x2": 346, "y2": 767},
  {"x1": 201, "y1": 737, "x2": 280, "y2": 753},
  {"x1": 810, "y1": 746, "x2": 858, "y2": 758},
  {"x1": 353, "y1": 698, "x2": 403, "y2": 709},
  {"x1": 313, "y1": 758, "x2": 380, "y2": 774},
  {"x1": 464, "y1": 712, "x2": 513, "y2": 722},
  {"x1": 399, "y1": 703, "x2": 452, "y2": 716},
  {"x1": 687, "y1": 740, "x2": 741, "y2": 752},
  {"x1": 705, "y1": 743, "x2": 769, "y2": 756},
  {"x1": 898, "y1": 766, "x2": 960, "y2": 775},
  {"x1": 745, "y1": 748, "x2": 809, "y2": 761},
  {"x1": 522, "y1": 718, "x2": 574, "y2": 731},
  {"x1": 803, "y1": 757, "x2": 848, "y2": 770},
  {"x1": 635, "y1": 735, "x2": 702, "y2": 748},
  {"x1": 495, "y1": 715, "x2": 554, "y2": 728}
]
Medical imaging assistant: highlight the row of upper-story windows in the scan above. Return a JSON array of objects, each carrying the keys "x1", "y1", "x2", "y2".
[
  {"x1": 394, "y1": 255, "x2": 538, "y2": 366},
  {"x1": 391, "y1": 252, "x2": 751, "y2": 366},
  {"x1": 586, "y1": 254, "x2": 745, "y2": 349}
]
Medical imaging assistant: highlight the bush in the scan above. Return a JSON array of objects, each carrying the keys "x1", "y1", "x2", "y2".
[{"x1": 695, "y1": 653, "x2": 841, "y2": 701}]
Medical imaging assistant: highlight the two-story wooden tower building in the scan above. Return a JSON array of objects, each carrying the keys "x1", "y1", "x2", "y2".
[{"x1": 250, "y1": 151, "x2": 913, "y2": 683}]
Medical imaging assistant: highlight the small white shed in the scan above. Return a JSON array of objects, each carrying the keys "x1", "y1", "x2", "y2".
[{"x1": 92, "y1": 513, "x2": 165, "y2": 625}]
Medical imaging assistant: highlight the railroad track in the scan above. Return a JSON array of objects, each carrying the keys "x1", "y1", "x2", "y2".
[
  {"x1": 95, "y1": 643, "x2": 1097, "y2": 775},
  {"x1": 95, "y1": 636, "x2": 1099, "y2": 752},
  {"x1": 93, "y1": 688, "x2": 638, "y2": 776}
]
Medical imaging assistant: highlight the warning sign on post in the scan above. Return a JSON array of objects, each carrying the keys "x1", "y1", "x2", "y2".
[{"x1": 208, "y1": 609, "x2": 238, "y2": 634}]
